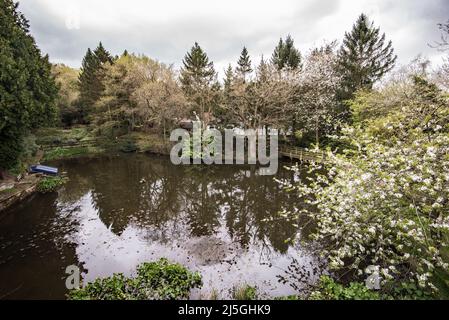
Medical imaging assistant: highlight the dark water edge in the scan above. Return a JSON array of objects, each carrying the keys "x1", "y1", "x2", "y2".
[{"x1": 0, "y1": 153, "x2": 321, "y2": 299}]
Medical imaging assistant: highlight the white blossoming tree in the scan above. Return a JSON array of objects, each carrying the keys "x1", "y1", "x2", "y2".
[
  {"x1": 294, "y1": 43, "x2": 344, "y2": 148},
  {"x1": 284, "y1": 76, "x2": 449, "y2": 298}
]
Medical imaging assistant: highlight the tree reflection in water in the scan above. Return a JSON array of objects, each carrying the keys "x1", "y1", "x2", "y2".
[{"x1": 0, "y1": 153, "x2": 322, "y2": 299}]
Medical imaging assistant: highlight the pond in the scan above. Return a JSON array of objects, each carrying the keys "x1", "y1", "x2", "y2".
[{"x1": 0, "y1": 153, "x2": 321, "y2": 299}]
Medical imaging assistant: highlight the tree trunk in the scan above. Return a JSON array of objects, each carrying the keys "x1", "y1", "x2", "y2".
[{"x1": 163, "y1": 118, "x2": 166, "y2": 141}]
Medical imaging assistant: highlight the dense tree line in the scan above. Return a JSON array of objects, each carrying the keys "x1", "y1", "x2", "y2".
[
  {"x1": 62, "y1": 13, "x2": 398, "y2": 147},
  {"x1": 3, "y1": 5, "x2": 446, "y2": 174},
  {"x1": 0, "y1": 0, "x2": 57, "y2": 174}
]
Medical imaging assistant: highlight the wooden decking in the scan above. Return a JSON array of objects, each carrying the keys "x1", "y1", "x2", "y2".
[{"x1": 279, "y1": 145, "x2": 326, "y2": 163}]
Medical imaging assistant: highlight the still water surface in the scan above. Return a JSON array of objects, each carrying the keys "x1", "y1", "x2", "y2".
[{"x1": 0, "y1": 154, "x2": 320, "y2": 299}]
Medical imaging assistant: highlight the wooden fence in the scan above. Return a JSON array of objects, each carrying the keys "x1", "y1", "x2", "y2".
[{"x1": 278, "y1": 145, "x2": 326, "y2": 163}]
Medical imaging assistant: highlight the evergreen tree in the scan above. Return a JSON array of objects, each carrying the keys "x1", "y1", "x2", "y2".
[
  {"x1": 256, "y1": 56, "x2": 269, "y2": 84},
  {"x1": 224, "y1": 64, "x2": 234, "y2": 94},
  {"x1": 78, "y1": 42, "x2": 113, "y2": 123},
  {"x1": 180, "y1": 42, "x2": 216, "y2": 92},
  {"x1": 78, "y1": 48, "x2": 99, "y2": 122},
  {"x1": 338, "y1": 13, "x2": 397, "y2": 97},
  {"x1": 0, "y1": 0, "x2": 57, "y2": 172},
  {"x1": 283, "y1": 35, "x2": 301, "y2": 69},
  {"x1": 271, "y1": 38, "x2": 284, "y2": 70},
  {"x1": 236, "y1": 47, "x2": 252, "y2": 80},
  {"x1": 94, "y1": 41, "x2": 113, "y2": 64},
  {"x1": 271, "y1": 35, "x2": 301, "y2": 70},
  {"x1": 180, "y1": 42, "x2": 217, "y2": 123}
]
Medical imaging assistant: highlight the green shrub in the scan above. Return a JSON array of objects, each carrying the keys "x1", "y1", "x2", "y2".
[
  {"x1": 275, "y1": 295, "x2": 300, "y2": 300},
  {"x1": 21, "y1": 134, "x2": 39, "y2": 159},
  {"x1": 309, "y1": 276, "x2": 381, "y2": 300},
  {"x1": 232, "y1": 284, "x2": 257, "y2": 300},
  {"x1": 119, "y1": 139, "x2": 137, "y2": 153},
  {"x1": 68, "y1": 258, "x2": 202, "y2": 300},
  {"x1": 36, "y1": 176, "x2": 67, "y2": 193}
]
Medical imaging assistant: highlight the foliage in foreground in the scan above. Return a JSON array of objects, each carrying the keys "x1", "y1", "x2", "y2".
[
  {"x1": 68, "y1": 258, "x2": 202, "y2": 300},
  {"x1": 309, "y1": 276, "x2": 382, "y2": 300},
  {"x1": 231, "y1": 284, "x2": 258, "y2": 300},
  {"x1": 36, "y1": 176, "x2": 67, "y2": 193},
  {"x1": 282, "y1": 76, "x2": 449, "y2": 299}
]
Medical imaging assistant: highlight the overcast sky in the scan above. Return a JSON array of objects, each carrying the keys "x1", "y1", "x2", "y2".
[{"x1": 18, "y1": 0, "x2": 449, "y2": 76}]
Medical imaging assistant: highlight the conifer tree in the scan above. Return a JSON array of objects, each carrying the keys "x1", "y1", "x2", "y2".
[
  {"x1": 236, "y1": 47, "x2": 252, "y2": 80},
  {"x1": 0, "y1": 0, "x2": 57, "y2": 172},
  {"x1": 338, "y1": 13, "x2": 397, "y2": 97},
  {"x1": 180, "y1": 42, "x2": 218, "y2": 124},
  {"x1": 224, "y1": 64, "x2": 234, "y2": 94},
  {"x1": 77, "y1": 42, "x2": 113, "y2": 122},
  {"x1": 78, "y1": 48, "x2": 99, "y2": 122},
  {"x1": 180, "y1": 42, "x2": 216, "y2": 92},
  {"x1": 256, "y1": 56, "x2": 269, "y2": 84},
  {"x1": 283, "y1": 35, "x2": 301, "y2": 70},
  {"x1": 271, "y1": 35, "x2": 301, "y2": 70},
  {"x1": 94, "y1": 41, "x2": 113, "y2": 64},
  {"x1": 271, "y1": 38, "x2": 284, "y2": 70}
]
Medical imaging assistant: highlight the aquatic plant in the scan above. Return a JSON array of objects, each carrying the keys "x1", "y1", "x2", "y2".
[
  {"x1": 36, "y1": 176, "x2": 67, "y2": 193},
  {"x1": 231, "y1": 284, "x2": 258, "y2": 300},
  {"x1": 68, "y1": 258, "x2": 202, "y2": 300}
]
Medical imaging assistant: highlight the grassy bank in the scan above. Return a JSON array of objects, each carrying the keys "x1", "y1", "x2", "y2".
[{"x1": 35, "y1": 126, "x2": 173, "y2": 162}]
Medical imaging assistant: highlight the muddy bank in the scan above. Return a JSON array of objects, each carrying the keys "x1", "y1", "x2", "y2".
[{"x1": 0, "y1": 174, "x2": 41, "y2": 212}]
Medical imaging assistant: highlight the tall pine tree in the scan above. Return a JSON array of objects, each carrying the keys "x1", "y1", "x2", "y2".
[
  {"x1": 224, "y1": 64, "x2": 234, "y2": 94},
  {"x1": 78, "y1": 42, "x2": 113, "y2": 123},
  {"x1": 180, "y1": 42, "x2": 217, "y2": 123},
  {"x1": 256, "y1": 56, "x2": 269, "y2": 84},
  {"x1": 78, "y1": 48, "x2": 99, "y2": 122},
  {"x1": 284, "y1": 35, "x2": 301, "y2": 69},
  {"x1": 0, "y1": 0, "x2": 58, "y2": 172},
  {"x1": 94, "y1": 41, "x2": 113, "y2": 64},
  {"x1": 236, "y1": 46, "x2": 252, "y2": 81},
  {"x1": 180, "y1": 42, "x2": 216, "y2": 92},
  {"x1": 338, "y1": 13, "x2": 397, "y2": 97},
  {"x1": 271, "y1": 35, "x2": 301, "y2": 70}
]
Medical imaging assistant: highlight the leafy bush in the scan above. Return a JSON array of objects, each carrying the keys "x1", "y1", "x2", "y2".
[
  {"x1": 275, "y1": 295, "x2": 300, "y2": 300},
  {"x1": 68, "y1": 258, "x2": 202, "y2": 300},
  {"x1": 21, "y1": 134, "x2": 39, "y2": 159},
  {"x1": 119, "y1": 139, "x2": 137, "y2": 153},
  {"x1": 36, "y1": 176, "x2": 67, "y2": 193},
  {"x1": 309, "y1": 276, "x2": 381, "y2": 300},
  {"x1": 181, "y1": 135, "x2": 218, "y2": 160},
  {"x1": 232, "y1": 284, "x2": 257, "y2": 300}
]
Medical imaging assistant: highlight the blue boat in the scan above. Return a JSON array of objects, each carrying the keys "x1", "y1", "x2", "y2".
[{"x1": 29, "y1": 165, "x2": 58, "y2": 176}]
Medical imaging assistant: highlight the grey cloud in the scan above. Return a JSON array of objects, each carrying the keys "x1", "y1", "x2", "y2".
[{"x1": 17, "y1": 0, "x2": 449, "y2": 74}]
